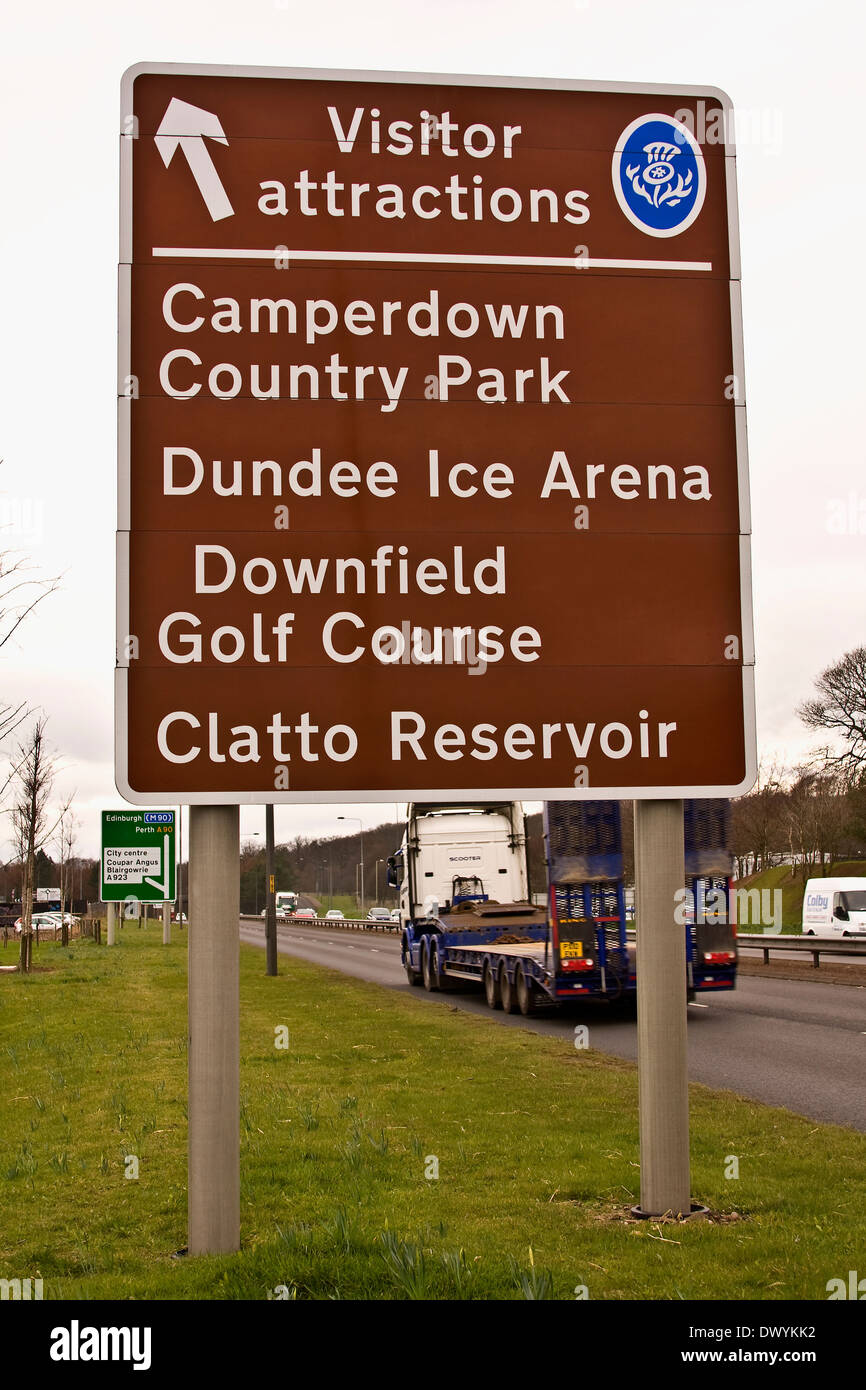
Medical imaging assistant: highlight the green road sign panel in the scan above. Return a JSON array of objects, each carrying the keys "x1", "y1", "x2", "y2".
[{"x1": 101, "y1": 809, "x2": 176, "y2": 903}]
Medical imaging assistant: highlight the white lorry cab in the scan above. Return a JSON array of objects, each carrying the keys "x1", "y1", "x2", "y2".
[
  {"x1": 388, "y1": 802, "x2": 530, "y2": 922},
  {"x1": 802, "y1": 877, "x2": 866, "y2": 937}
]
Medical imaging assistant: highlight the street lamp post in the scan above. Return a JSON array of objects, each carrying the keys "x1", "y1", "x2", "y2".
[
  {"x1": 250, "y1": 832, "x2": 262, "y2": 914},
  {"x1": 338, "y1": 817, "x2": 364, "y2": 912},
  {"x1": 265, "y1": 805, "x2": 276, "y2": 977},
  {"x1": 249, "y1": 826, "x2": 276, "y2": 973},
  {"x1": 177, "y1": 806, "x2": 183, "y2": 921},
  {"x1": 322, "y1": 861, "x2": 330, "y2": 908}
]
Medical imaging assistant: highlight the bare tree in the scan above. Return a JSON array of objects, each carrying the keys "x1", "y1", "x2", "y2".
[
  {"x1": 784, "y1": 765, "x2": 849, "y2": 878},
  {"x1": 0, "y1": 458, "x2": 61, "y2": 802},
  {"x1": 11, "y1": 719, "x2": 70, "y2": 971},
  {"x1": 845, "y1": 779, "x2": 866, "y2": 851},
  {"x1": 0, "y1": 554, "x2": 60, "y2": 657},
  {"x1": 799, "y1": 647, "x2": 866, "y2": 775},
  {"x1": 0, "y1": 703, "x2": 29, "y2": 764},
  {"x1": 54, "y1": 807, "x2": 79, "y2": 947},
  {"x1": 730, "y1": 759, "x2": 788, "y2": 876}
]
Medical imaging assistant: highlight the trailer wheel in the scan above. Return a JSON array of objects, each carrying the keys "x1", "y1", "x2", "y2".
[
  {"x1": 422, "y1": 938, "x2": 439, "y2": 992},
  {"x1": 499, "y1": 962, "x2": 514, "y2": 1014},
  {"x1": 515, "y1": 962, "x2": 535, "y2": 1016},
  {"x1": 402, "y1": 935, "x2": 422, "y2": 987},
  {"x1": 433, "y1": 941, "x2": 450, "y2": 991},
  {"x1": 483, "y1": 960, "x2": 500, "y2": 1009}
]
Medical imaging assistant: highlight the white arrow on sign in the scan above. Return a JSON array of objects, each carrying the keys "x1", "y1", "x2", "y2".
[
  {"x1": 154, "y1": 97, "x2": 234, "y2": 222},
  {"x1": 143, "y1": 832, "x2": 173, "y2": 901}
]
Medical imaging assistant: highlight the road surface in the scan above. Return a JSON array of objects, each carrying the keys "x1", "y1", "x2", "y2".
[{"x1": 239, "y1": 920, "x2": 866, "y2": 1132}]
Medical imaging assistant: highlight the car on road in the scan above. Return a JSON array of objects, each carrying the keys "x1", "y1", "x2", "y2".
[
  {"x1": 293, "y1": 908, "x2": 317, "y2": 920},
  {"x1": 365, "y1": 907, "x2": 391, "y2": 928},
  {"x1": 324, "y1": 908, "x2": 345, "y2": 920},
  {"x1": 13, "y1": 912, "x2": 68, "y2": 934},
  {"x1": 389, "y1": 908, "x2": 401, "y2": 924}
]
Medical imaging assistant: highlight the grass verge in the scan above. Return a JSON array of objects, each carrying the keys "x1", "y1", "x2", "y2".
[
  {"x1": 1, "y1": 923, "x2": 864, "y2": 1300},
  {"x1": 734, "y1": 861, "x2": 866, "y2": 932}
]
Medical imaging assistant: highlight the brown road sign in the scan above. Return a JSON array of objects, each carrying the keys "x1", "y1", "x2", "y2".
[{"x1": 117, "y1": 64, "x2": 755, "y2": 804}]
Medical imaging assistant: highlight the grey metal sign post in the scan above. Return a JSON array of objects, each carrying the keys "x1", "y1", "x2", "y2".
[
  {"x1": 634, "y1": 800, "x2": 691, "y2": 1217},
  {"x1": 187, "y1": 805, "x2": 240, "y2": 1254}
]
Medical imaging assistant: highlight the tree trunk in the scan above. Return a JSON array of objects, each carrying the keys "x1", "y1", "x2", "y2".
[{"x1": 19, "y1": 851, "x2": 34, "y2": 974}]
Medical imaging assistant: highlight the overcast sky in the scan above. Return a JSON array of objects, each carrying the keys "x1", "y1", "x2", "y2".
[{"x1": 0, "y1": 0, "x2": 863, "y2": 859}]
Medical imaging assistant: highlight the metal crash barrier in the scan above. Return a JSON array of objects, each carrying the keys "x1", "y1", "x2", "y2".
[
  {"x1": 239, "y1": 913, "x2": 399, "y2": 934},
  {"x1": 735, "y1": 932, "x2": 866, "y2": 968}
]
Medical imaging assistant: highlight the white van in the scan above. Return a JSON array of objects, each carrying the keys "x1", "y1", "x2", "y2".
[{"x1": 802, "y1": 877, "x2": 866, "y2": 936}]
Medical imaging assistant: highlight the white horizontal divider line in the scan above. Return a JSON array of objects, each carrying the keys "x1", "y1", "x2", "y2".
[{"x1": 151, "y1": 246, "x2": 713, "y2": 272}]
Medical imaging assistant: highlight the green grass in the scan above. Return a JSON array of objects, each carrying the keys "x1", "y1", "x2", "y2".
[
  {"x1": 1, "y1": 924, "x2": 864, "y2": 1300},
  {"x1": 311, "y1": 892, "x2": 364, "y2": 918},
  {"x1": 734, "y1": 861, "x2": 866, "y2": 932},
  {"x1": 310, "y1": 892, "x2": 397, "y2": 918}
]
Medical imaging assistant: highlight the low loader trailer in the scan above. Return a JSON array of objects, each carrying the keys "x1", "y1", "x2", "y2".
[
  {"x1": 402, "y1": 878, "x2": 635, "y2": 1015},
  {"x1": 401, "y1": 876, "x2": 736, "y2": 1013},
  {"x1": 397, "y1": 800, "x2": 736, "y2": 1013},
  {"x1": 684, "y1": 874, "x2": 738, "y2": 993}
]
